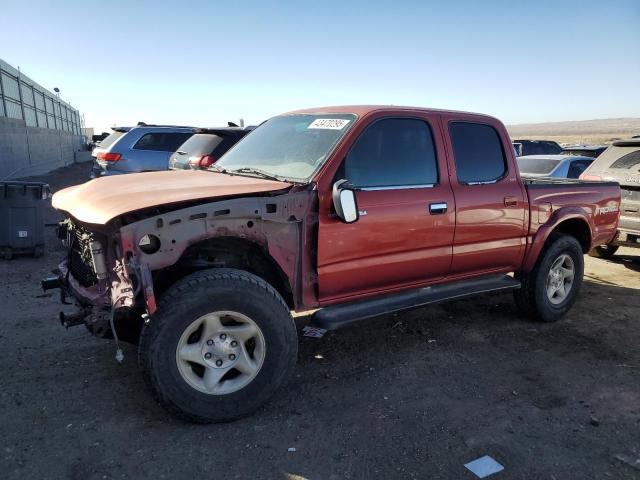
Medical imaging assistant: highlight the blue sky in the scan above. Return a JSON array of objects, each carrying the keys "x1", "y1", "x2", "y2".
[{"x1": 2, "y1": 0, "x2": 639, "y2": 132}]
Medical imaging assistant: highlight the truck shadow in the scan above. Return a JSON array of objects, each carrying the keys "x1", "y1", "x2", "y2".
[
  {"x1": 114, "y1": 277, "x2": 640, "y2": 426},
  {"x1": 293, "y1": 277, "x2": 639, "y2": 383},
  {"x1": 608, "y1": 253, "x2": 640, "y2": 273}
]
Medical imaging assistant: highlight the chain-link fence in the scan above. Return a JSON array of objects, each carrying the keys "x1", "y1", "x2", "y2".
[{"x1": 0, "y1": 58, "x2": 82, "y2": 134}]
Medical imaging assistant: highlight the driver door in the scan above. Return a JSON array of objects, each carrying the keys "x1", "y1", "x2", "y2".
[{"x1": 317, "y1": 115, "x2": 455, "y2": 303}]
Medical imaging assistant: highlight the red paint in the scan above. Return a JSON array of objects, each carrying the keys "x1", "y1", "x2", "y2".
[
  {"x1": 294, "y1": 106, "x2": 620, "y2": 308},
  {"x1": 53, "y1": 170, "x2": 291, "y2": 225},
  {"x1": 53, "y1": 105, "x2": 622, "y2": 315},
  {"x1": 316, "y1": 110, "x2": 455, "y2": 301}
]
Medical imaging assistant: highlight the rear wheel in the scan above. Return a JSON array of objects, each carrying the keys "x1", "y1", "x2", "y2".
[
  {"x1": 588, "y1": 244, "x2": 619, "y2": 259},
  {"x1": 139, "y1": 268, "x2": 297, "y2": 423},
  {"x1": 514, "y1": 234, "x2": 584, "y2": 322}
]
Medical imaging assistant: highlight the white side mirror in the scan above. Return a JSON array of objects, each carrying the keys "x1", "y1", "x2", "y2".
[{"x1": 332, "y1": 179, "x2": 359, "y2": 223}]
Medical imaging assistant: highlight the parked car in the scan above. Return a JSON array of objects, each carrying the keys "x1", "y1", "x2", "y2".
[
  {"x1": 580, "y1": 138, "x2": 640, "y2": 258},
  {"x1": 512, "y1": 139, "x2": 563, "y2": 156},
  {"x1": 517, "y1": 155, "x2": 594, "y2": 179},
  {"x1": 91, "y1": 125, "x2": 195, "y2": 177},
  {"x1": 561, "y1": 145, "x2": 607, "y2": 158},
  {"x1": 169, "y1": 128, "x2": 249, "y2": 171},
  {"x1": 45, "y1": 105, "x2": 620, "y2": 423}
]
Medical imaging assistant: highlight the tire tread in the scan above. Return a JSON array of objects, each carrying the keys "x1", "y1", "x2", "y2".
[
  {"x1": 138, "y1": 268, "x2": 296, "y2": 423},
  {"x1": 514, "y1": 233, "x2": 583, "y2": 322}
]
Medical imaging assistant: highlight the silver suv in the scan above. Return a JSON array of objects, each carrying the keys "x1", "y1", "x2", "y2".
[
  {"x1": 582, "y1": 138, "x2": 640, "y2": 258},
  {"x1": 91, "y1": 125, "x2": 194, "y2": 177}
]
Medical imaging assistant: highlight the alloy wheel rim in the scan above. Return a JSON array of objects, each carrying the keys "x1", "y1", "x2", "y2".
[
  {"x1": 546, "y1": 254, "x2": 575, "y2": 305},
  {"x1": 175, "y1": 311, "x2": 266, "y2": 395}
]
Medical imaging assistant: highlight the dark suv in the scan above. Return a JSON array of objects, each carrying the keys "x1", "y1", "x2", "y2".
[
  {"x1": 561, "y1": 145, "x2": 608, "y2": 158},
  {"x1": 91, "y1": 125, "x2": 195, "y2": 177},
  {"x1": 169, "y1": 128, "x2": 249, "y2": 170},
  {"x1": 582, "y1": 139, "x2": 640, "y2": 258},
  {"x1": 512, "y1": 139, "x2": 563, "y2": 156}
]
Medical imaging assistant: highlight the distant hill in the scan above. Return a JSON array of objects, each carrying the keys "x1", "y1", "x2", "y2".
[{"x1": 506, "y1": 117, "x2": 640, "y2": 145}]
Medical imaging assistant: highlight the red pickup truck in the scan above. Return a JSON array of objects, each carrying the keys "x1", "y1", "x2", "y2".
[{"x1": 46, "y1": 106, "x2": 620, "y2": 423}]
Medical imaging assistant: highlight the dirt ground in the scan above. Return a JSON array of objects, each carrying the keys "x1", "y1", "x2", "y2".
[{"x1": 1, "y1": 163, "x2": 639, "y2": 480}]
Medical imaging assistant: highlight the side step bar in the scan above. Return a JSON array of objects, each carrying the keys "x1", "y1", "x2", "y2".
[{"x1": 311, "y1": 274, "x2": 521, "y2": 330}]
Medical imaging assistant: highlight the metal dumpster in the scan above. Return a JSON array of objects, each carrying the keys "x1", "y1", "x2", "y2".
[{"x1": 0, "y1": 181, "x2": 51, "y2": 259}]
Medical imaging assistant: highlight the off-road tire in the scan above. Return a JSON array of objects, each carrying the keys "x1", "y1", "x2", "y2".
[
  {"x1": 514, "y1": 233, "x2": 584, "y2": 322},
  {"x1": 588, "y1": 244, "x2": 619, "y2": 259},
  {"x1": 138, "y1": 268, "x2": 297, "y2": 423}
]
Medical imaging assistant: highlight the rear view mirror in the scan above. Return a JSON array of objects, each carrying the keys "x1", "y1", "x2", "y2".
[{"x1": 332, "y1": 179, "x2": 359, "y2": 223}]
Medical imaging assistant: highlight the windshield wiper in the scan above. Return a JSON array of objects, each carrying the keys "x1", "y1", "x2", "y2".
[
  {"x1": 229, "y1": 167, "x2": 282, "y2": 181},
  {"x1": 208, "y1": 164, "x2": 227, "y2": 173}
]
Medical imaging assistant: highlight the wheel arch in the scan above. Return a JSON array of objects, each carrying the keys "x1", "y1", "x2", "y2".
[
  {"x1": 522, "y1": 210, "x2": 592, "y2": 272},
  {"x1": 551, "y1": 217, "x2": 592, "y2": 253},
  {"x1": 158, "y1": 236, "x2": 295, "y2": 308}
]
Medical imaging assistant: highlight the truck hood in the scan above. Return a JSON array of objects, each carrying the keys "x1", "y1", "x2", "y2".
[{"x1": 52, "y1": 170, "x2": 292, "y2": 225}]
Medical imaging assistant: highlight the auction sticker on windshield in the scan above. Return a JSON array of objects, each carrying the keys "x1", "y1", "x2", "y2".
[{"x1": 308, "y1": 118, "x2": 351, "y2": 130}]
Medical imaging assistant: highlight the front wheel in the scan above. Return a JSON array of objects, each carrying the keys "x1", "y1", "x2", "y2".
[
  {"x1": 514, "y1": 233, "x2": 584, "y2": 322},
  {"x1": 138, "y1": 269, "x2": 298, "y2": 423}
]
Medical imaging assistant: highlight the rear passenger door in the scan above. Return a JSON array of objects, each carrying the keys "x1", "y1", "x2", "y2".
[
  {"x1": 317, "y1": 114, "x2": 456, "y2": 302},
  {"x1": 442, "y1": 116, "x2": 527, "y2": 276}
]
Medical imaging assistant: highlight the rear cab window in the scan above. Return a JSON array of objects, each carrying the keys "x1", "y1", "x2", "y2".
[
  {"x1": 342, "y1": 118, "x2": 439, "y2": 188},
  {"x1": 449, "y1": 122, "x2": 507, "y2": 184}
]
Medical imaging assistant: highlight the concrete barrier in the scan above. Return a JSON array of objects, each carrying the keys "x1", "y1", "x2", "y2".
[{"x1": 0, "y1": 117, "x2": 88, "y2": 180}]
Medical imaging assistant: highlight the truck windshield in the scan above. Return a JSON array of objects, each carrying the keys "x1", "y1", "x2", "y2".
[{"x1": 216, "y1": 114, "x2": 356, "y2": 182}]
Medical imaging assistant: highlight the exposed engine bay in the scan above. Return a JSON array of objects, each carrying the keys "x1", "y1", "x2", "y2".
[{"x1": 43, "y1": 188, "x2": 317, "y2": 348}]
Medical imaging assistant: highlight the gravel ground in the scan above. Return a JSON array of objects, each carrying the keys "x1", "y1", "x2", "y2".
[{"x1": 1, "y1": 163, "x2": 639, "y2": 480}]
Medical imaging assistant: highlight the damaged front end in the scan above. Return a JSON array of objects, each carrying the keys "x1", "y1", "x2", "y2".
[
  {"x1": 42, "y1": 218, "x2": 145, "y2": 343},
  {"x1": 43, "y1": 179, "x2": 318, "y2": 356}
]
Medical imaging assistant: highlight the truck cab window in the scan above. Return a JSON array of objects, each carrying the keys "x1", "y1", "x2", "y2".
[
  {"x1": 450, "y1": 122, "x2": 507, "y2": 184},
  {"x1": 343, "y1": 118, "x2": 438, "y2": 188}
]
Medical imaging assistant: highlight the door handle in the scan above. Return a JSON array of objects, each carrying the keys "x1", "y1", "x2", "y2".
[
  {"x1": 429, "y1": 202, "x2": 448, "y2": 214},
  {"x1": 504, "y1": 196, "x2": 518, "y2": 207}
]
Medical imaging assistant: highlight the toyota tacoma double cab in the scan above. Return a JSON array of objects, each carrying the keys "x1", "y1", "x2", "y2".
[{"x1": 44, "y1": 106, "x2": 621, "y2": 423}]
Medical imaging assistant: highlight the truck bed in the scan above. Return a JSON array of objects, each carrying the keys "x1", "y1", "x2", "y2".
[{"x1": 523, "y1": 177, "x2": 621, "y2": 256}]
